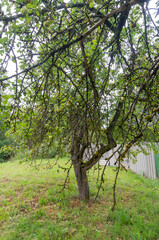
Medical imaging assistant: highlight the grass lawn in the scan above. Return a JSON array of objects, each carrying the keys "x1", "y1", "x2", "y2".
[{"x1": 0, "y1": 158, "x2": 159, "y2": 240}]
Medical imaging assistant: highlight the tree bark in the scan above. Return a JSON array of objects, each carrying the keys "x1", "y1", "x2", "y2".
[{"x1": 73, "y1": 163, "x2": 90, "y2": 201}]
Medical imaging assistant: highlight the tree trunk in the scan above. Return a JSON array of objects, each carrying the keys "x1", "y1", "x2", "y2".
[
  {"x1": 70, "y1": 124, "x2": 89, "y2": 200},
  {"x1": 74, "y1": 164, "x2": 89, "y2": 200}
]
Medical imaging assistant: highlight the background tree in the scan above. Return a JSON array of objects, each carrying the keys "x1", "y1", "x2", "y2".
[
  {"x1": 0, "y1": 103, "x2": 14, "y2": 163},
  {"x1": 0, "y1": 0, "x2": 159, "y2": 206}
]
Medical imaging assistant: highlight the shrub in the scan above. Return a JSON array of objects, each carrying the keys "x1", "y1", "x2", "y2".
[{"x1": 0, "y1": 145, "x2": 14, "y2": 163}]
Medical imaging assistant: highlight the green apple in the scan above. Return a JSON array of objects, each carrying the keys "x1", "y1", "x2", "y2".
[
  {"x1": 21, "y1": 6, "x2": 28, "y2": 16},
  {"x1": 44, "y1": 20, "x2": 50, "y2": 27}
]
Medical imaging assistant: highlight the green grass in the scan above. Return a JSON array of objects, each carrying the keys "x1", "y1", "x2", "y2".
[{"x1": 0, "y1": 158, "x2": 159, "y2": 240}]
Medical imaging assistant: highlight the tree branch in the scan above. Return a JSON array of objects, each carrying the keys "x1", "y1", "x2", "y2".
[
  {"x1": 83, "y1": 101, "x2": 123, "y2": 171},
  {"x1": 82, "y1": 0, "x2": 147, "y2": 39}
]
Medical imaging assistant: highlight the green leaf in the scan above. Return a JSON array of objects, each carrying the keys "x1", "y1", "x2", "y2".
[
  {"x1": 94, "y1": 0, "x2": 102, "y2": 4},
  {"x1": 89, "y1": 2, "x2": 94, "y2": 8}
]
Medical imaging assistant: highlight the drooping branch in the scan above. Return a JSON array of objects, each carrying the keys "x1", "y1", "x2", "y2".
[{"x1": 0, "y1": 35, "x2": 83, "y2": 82}]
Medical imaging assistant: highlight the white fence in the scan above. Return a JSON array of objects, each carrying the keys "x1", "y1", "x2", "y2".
[{"x1": 99, "y1": 144, "x2": 157, "y2": 179}]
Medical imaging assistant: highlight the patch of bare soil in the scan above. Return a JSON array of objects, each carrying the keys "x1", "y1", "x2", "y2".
[
  {"x1": 0, "y1": 177, "x2": 9, "y2": 182},
  {"x1": 69, "y1": 197, "x2": 81, "y2": 208}
]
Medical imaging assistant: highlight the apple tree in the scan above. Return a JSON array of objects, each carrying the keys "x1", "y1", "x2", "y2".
[{"x1": 0, "y1": 0, "x2": 159, "y2": 206}]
